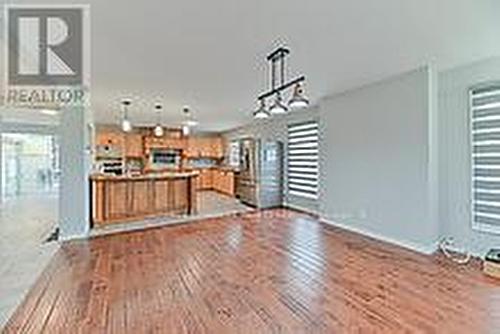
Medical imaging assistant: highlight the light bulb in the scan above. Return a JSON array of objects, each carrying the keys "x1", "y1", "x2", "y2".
[
  {"x1": 288, "y1": 83, "x2": 309, "y2": 109},
  {"x1": 269, "y1": 93, "x2": 288, "y2": 114},
  {"x1": 122, "y1": 118, "x2": 132, "y2": 132},
  {"x1": 154, "y1": 124, "x2": 164, "y2": 137},
  {"x1": 253, "y1": 99, "x2": 270, "y2": 119},
  {"x1": 182, "y1": 125, "x2": 190, "y2": 136}
]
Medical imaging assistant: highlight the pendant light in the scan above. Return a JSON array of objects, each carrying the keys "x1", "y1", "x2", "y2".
[
  {"x1": 121, "y1": 99, "x2": 132, "y2": 132},
  {"x1": 269, "y1": 92, "x2": 288, "y2": 115},
  {"x1": 253, "y1": 46, "x2": 308, "y2": 119},
  {"x1": 181, "y1": 106, "x2": 197, "y2": 136},
  {"x1": 153, "y1": 103, "x2": 164, "y2": 137},
  {"x1": 182, "y1": 105, "x2": 198, "y2": 127},
  {"x1": 288, "y1": 82, "x2": 309, "y2": 109},
  {"x1": 253, "y1": 99, "x2": 270, "y2": 119}
]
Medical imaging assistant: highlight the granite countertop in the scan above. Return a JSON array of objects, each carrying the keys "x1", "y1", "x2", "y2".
[
  {"x1": 90, "y1": 171, "x2": 200, "y2": 181},
  {"x1": 188, "y1": 166, "x2": 239, "y2": 172}
]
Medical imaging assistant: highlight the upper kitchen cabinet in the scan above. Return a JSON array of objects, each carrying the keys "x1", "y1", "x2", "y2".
[
  {"x1": 211, "y1": 136, "x2": 224, "y2": 158},
  {"x1": 96, "y1": 129, "x2": 124, "y2": 147},
  {"x1": 95, "y1": 127, "x2": 144, "y2": 159},
  {"x1": 143, "y1": 129, "x2": 186, "y2": 155},
  {"x1": 186, "y1": 135, "x2": 223, "y2": 158},
  {"x1": 95, "y1": 128, "x2": 125, "y2": 158},
  {"x1": 125, "y1": 133, "x2": 144, "y2": 158}
]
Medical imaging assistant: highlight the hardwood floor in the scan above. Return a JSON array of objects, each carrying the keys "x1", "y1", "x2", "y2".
[{"x1": 4, "y1": 209, "x2": 500, "y2": 333}]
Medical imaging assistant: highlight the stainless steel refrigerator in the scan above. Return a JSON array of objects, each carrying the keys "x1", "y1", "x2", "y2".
[{"x1": 236, "y1": 138, "x2": 283, "y2": 208}]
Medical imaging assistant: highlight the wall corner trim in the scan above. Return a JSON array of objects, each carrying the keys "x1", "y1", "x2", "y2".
[{"x1": 321, "y1": 217, "x2": 438, "y2": 255}]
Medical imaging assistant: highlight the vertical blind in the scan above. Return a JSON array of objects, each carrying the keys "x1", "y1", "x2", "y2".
[
  {"x1": 471, "y1": 83, "x2": 500, "y2": 234},
  {"x1": 287, "y1": 121, "x2": 319, "y2": 199}
]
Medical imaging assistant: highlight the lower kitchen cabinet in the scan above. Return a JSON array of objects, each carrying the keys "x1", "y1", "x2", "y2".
[
  {"x1": 198, "y1": 168, "x2": 214, "y2": 190},
  {"x1": 214, "y1": 170, "x2": 234, "y2": 196},
  {"x1": 196, "y1": 168, "x2": 234, "y2": 196}
]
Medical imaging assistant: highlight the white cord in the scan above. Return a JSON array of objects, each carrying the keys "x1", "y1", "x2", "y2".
[{"x1": 439, "y1": 237, "x2": 471, "y2": 265}]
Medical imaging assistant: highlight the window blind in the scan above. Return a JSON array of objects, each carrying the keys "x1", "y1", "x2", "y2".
[
  {"x1": 471, "y1": 83, "x2": 500, "y2": 234},
  {"x1": 287, "y1": 121, "x2": 319, "y2": 199}
]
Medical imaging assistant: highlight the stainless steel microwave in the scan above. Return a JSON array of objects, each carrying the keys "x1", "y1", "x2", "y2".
[{"x1": 150, "y1": 149, "x2": 181, "y2": 169}]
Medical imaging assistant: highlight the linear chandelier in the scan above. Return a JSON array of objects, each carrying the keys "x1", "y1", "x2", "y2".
[{"x1": 254, "y1": 46, "x2": 309, "y2": 119}]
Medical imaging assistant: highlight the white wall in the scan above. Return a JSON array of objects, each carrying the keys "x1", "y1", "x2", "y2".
[
  {"x1": 225, "y1": 67, "x2": 439, "y2": 254},
  {"x1": 320, "y1": 67, "x2": 439, "y2": 253},
  {"x1": 58, "y1": 106, "x2": 93, "y2": 240},
  {"x1": 438, "y1": 57, "x2": 500, "y2": 256}
]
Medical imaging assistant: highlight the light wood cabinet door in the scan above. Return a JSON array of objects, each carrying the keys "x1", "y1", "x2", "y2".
[
  {"x1": 125, "y1": 133, "x2": 143, "y2": 158},
  {"x1": 187, "y1": 137, "x2": 202, "y2": 157},
  {"x1": 186, "y1": 136, "x2": 223, "y2": 158},
  {"x1": 96, "y1": 130, "x2": 124, "y2": 147},
  {"x1": 224, "y1": 171, "x2": 234, "y2": 196},
  {"x1": 144, "y1": 136, "x2": 186, "y2": 153},
  {"x1": 199, "y1": 138, "x2": 212, "y2": 157},
  {"x1": 213, "y1": 170, "x2": 234, "y2": 196},
  {"x1": 193, "y1": 174, "x2": 201, "y2": 190},
  {"x1": 212, "y1": 170, "x2": 221, "y2": 191},
  {"x1": 199, "y1": 169, "x2": 213, "y2": 189},
  {"x1": 106, "y1": 181, "x2": 129, "y2": 221},
  {"x1": 211, "y1": 136, "x2": 224, "y2": 158}
]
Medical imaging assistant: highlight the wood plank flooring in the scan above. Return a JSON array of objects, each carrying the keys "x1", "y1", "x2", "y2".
[{"x1": 4, "y1": 209, "x2": 500, "y2": 333}]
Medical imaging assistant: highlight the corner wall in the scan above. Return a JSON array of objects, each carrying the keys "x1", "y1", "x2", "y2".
[
  {"x1": 225, "y1": 67, "x2": 440, "y2": 254},
  {"x1": 320, "y1": 67, "x2": 439, "y2": 253},
  {"x1": 58, "y1": 106, "x2": 93, "y2": 240},
  {"x1": 438, "y1": 57, "x2": 500, "y2": 256}
]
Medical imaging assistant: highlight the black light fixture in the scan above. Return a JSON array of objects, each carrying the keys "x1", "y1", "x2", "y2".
[
  {"x1": 153, "y1": 103, "x2": 164, "y2": 137},
  {"x1": 182, "y1": 106, "x2": 198, "y2": 136},
  {"x1": 254, "y1": 46, "x2": 308, "y2": 119},
  {"x1": 253, "y1": 99, "x2": 269, "y2": 119},
  {"x1": 121, "y1": 98, "x2": 132, "y2": 132},
  {"x1": 269, "y1": 92, "x2": 288, "y2": 115}
]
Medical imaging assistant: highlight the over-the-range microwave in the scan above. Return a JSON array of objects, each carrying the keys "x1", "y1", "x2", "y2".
[{"x1": 150, "y1": 149, "x2": 181, "y2": 169}]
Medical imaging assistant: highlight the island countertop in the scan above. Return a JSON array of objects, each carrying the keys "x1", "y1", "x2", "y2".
[{"x1": 90, "y1": 172, "x2": 198, "y2": 227}]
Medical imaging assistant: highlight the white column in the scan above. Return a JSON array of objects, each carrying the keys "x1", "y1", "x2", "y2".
[
  {"x1": 58, "y1": 106, "x2": 92, "y2": 240},
  {"x1": 0, "y1": 111, "x2": 3, "y2": 203}
]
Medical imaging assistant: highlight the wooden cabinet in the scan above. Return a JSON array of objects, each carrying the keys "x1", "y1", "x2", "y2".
[
  {"x1": 212, "y1": 169, "x2": 234, "y2": 196},
  {"x1": 198, "y1": 168, "x2": 213, "y2": 190},
  {"x1": 125, "y1": 133, "x2": 143, "y2": 158},
  {"x1": 195, "y1": 168, "x2": 234, "y2": 195},
  {"x1": 91, "y1": 174, "x2": 198, "y2": 226},
  {"x1": 144, "y1": 136, "x2": 186, "y2": 153},
  {"x1": 96, "y1": 130, "x2": 124, "y2": 147},
  {"x1": 211, "y1": 137, "x2": 224, "y2": 158},
  {"x1": 186, "y1": 136, "x2": 223, "y2": 158}
]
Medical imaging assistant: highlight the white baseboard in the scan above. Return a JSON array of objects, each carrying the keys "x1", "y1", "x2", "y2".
[
  {"x1": 321, "y1": 217, "x2": 438, "y2": 255},
  {"x1": 283, "y1": 202, "x2": 321, "y2": 217}
]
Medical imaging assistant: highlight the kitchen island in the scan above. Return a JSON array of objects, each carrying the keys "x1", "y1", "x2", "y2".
[{"x1": 90, "y1": 171, "x2": 199, "y2": 227}]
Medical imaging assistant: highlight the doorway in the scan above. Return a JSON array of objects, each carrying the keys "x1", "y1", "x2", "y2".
[
  {"x1": 1, "y1": 133, "x2": 59, "y2": 199},
  {"x1": 0, "y1": 132, "x2": 60, "y2": 326}
]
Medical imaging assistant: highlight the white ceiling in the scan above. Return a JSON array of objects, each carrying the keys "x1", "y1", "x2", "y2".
[{"x1": 3, "y1": 0, "x2": 500, "y2": 131}]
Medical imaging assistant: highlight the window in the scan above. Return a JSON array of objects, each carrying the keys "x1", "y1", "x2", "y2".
[
  {"x1": 471, "y1": 83, "x2": 500, "y2": 234},
  {"x1": 228, "y1": 140, "x2": 240, "y2": 168},
  {"x1": 287, "y1": 120, "x2": 319, "y2": 199}
]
